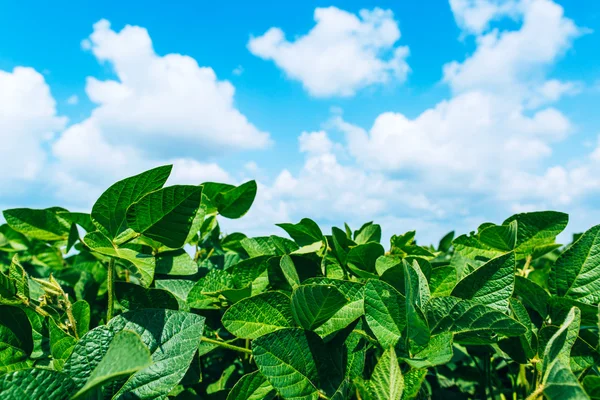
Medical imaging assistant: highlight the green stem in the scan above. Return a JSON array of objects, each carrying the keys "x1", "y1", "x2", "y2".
[
  {"x1": 201, "y1": 337, "x2": 252, "y2": 355},
  {"x1": 106, "y1": 258, "x2": 115, "y2": 322},
  {"x1": 525, "y1": 385, "x2": 544, "y2": 400}
]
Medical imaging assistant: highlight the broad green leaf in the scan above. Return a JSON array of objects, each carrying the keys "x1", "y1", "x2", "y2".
[
  {"x1": 63, "y1": 326, "x2": 115, "y2": 390},
  {"x1": 187, "y1": 269, "x2": 236, "y2": 309},
  {"x1": 402, "y1": 261, "x2": 430, "y2": 350},
  {"x1": 364, "y1": 279, "x2": 406, "y2": 348},
  {"x1": 504, "y1": 211, "x2": 568, "y2": 257},
  {"x1": 452, "y1": 234, "x2": 504, "y2": 261},
  {"x1": 115, "y1": 281, "x2": 179, "y2": 311},
  {"x1": 155, "y1": 279, "x2": 195, "y2": 311},
  {"x1": 369, "y1": 347, "x2": 404, "y2": 400},
  {"x1": 58, "y1": 211, "x2": 96, "y2": 232},
  {"x1": 91, "y1": 165, "x2": 172, "y2": 238},
  {"x1": 49, "y1": 317, "x2": 77, "y2": 370},
  {"x1": 354, "y1": 222, "x2": 382, "y2": 245},
  {"x1": 252, "y1": 328, "x2": 344, "y2": 400},
  {"x1": 550, "y1": 224, "x2": 600, "y2": 305},
  {"x1": 305, "y1": 278, "x2": 364, "y2": 337},
  {"x1": 227, "y1": 371, "x2": 276, "y2": 400},
  {"x1": 277, "y1": 218, "x2": 324, "y2": 247},
  {"x1": 291, "y1": 284, "x2": 348, "y2": 330},
  {"x1": 403, "y1": 332, "x2": 453, "y2": 368},
  {"x1": 280, "y1": 254, "x2": 301, "y2": 289},
  {"x1": 427, "y1": 297, "x2": 526, "y2": 344},
  {"x1": 72, "y1": 330, "x2": 152, "y2": 399},
  {"x1": 540, "y1": 307, "x2": 588, "y2": 399},
  {"x1": 203, "y1": 180, "x2": 257, "y2": 219},
  {"x1": 0, "y1": 305, "x2": 32, "y2": 372},
  {"x1": 438, "y1": 231, "x2": 455, "y2": 252},
  {"x1": 498, "y1": 298, "x2": 536, "y2": 364},
  {"x1": 241, "y1": 235, "x2": 299, "y2": 257},
  {"x1": 126, "y1": 185, "x2": 202, "y2": 248},
  {"x1": 514, "y1": 275, "x2": 549, "y2": 318},
  {"x1": 3, "y1": 207, "x2": 70, "y2": 241},
  {"x1": 451, "y1": 252, "x2": 515, "y2": 311},
  {"x1": 347, "y1": 242, "x2": 385, "y2": 278},
  {"x1": 478, "y1": 220, "x2": 517, "y2": 251},
  {"x1": 23, "y1": 308, "x2": 49, "y2": 359},
  {"x1": 82, "y1": 231, "x2": 155, "y2": 287},
  {"x1": 401, "y1": 369, "x2": 427, "y2": 400},
  {"x1": 0, "y1": 368, "x2": 76, "y2": 399},
  {"x1": 155, "y1": 249, "x2": 198, "y2": 275},
  {"x1": 429, "y1": 266, "x2": 457, "y2": 297},
  {"x1": 584, "y1": 376, "x2": 600, "y2": 399},
  {"x1": 108, "y1": 309, "x2": 205, "y2": 399},
  {"x1": 222, "y1": 291, "x2": 294, "y2": 339},
  {"x1": 72, "y1": 300, "x2": 91, "y2": 338}
]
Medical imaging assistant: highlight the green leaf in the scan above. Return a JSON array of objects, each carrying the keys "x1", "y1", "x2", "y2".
[
  {"x1": 72, "y1": 300, "x2": 91, "y2": 338},
  {"x1": 63, "y1": 326, "x2": 115, "y2": 390},
  {"x1": 3, "y1": 208, "x2": 70, "y2": 241},
  {"x1": 0, "y1": 368, "x2": 76, "y2": 399},
  {"x1": 227, "y1": 371, "x2": 276, "y2": 400},
  {"x1": 280, "y1": 254, "x2": 301, "y2": 289},
  {"x1": 155, "y1": 249, "x2": 198, "y2": 275},
  {"x1": 91, "y1": 165, "x2": 172, "y2": 238},
  {"x1": 108, "y1": 309, "x2": 205, "y2": 399},
  {"x1": 347, "y1": 242, "x2": 385, "y2": 278},
  {"x1": 549, "y1": 224, "x2": 600, "y2": 305},
  {"x1": 0, "y1": 305, "x2": 32, "y2": 372},
  {"x1": 401, "y1": 369, "x2": 427, "y2": 400},
  {"x1": 126, "y1": 185, "x2": 203, "y2": 248},
  {"x1": 429, "y1": 266, "x2": 457, "y2": 297},
  {"x1": 222, "y1": 291, "x2": 295, "y2": 339},
  {"x1": 72, "y1": 330, "x2": 152, "y2": 399},
  {"x1": 478, "y1": 220, "x2": 517, "y2": 251},
  {"x1": 427, "y1": 297, "x2": 526, "y2": 344},
  {"x1": 252, "y1": 328, "x2": 344, "y2": 400},
  {"x1": 583, "y1": 376, "x2": 600, "y2": 399},
  {"x1": 82, "y1": 231, "x2": 155, "y2": 287},
  {"x1": 115, "y1": 281, "x2": 179, "y2": 311},
  {"x1": 277, "y1": 218, "x2": 324, "y2": 247},
  {"x1": 438, "y1": 231, "x2": 455, "y2": 252},
  {"x1": 203, "y1": 180, "x2": 257, "y2": 218},
  {"x1": 369, "y1": 347, "x2": 404, "y2": 400},
  {"x1": 451, "y1": 252, "x2": 515, "y2": 311},
  {"x1": 291, "y1": 284, "x2": 348, "y2": 330},
  {"x1": 540, "y1": 307, "x2": 588, "y2": 399},
  {"x1": 241, "y1": 235, "x2": 299, "y2": 257},
  {"x1": 364, "y1": 279, "x2": 406, "y2": 348},
  {"x1": 49, "y1": 317, "x2": 77, "y2": 370},
  {"x1": 354, "y1": 222, "x2": 382, "y2": 245},
  {"x1": 305, "y1": 278, "x2": 364, "y2": 337},
  {"x1": 403, "y1": 332, "x2": 453, "y2": 368},
  {"x1": 514, "y1": 276, "x2": 549, "y2": 318},
  {"x1": 504, "y1": 211, "x2": 568, "y2": 257}
]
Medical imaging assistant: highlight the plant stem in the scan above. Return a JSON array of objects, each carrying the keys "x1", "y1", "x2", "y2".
[
  {"x1": 525, "y1": 385, "x2": 544, "y2": 400},
  {"x1": 200, "y1": 337, "x2": 252, "y2": 355},
  {"x1": 106, "y1": 258, "x2": 115, "y2": 322}
]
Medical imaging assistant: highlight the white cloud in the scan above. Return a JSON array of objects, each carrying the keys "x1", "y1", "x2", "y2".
[
  {"x1": 248, "y1": 7, "x2": 409, "y2": 97},
  {"x1": 74, "y1": 19, "x2": 270, "y2": 156},
  {"x1": 0, "y1": 67, "x2": 67, "y2": 184},
  {"x1": 449, "y1": 0, "x2": 520, "y2": 34},
  {"x1": 66, "y1": 95, "x2": 79, "y2": 105},
  {"x1": 232, "y1": 65, "x2": 244, "y2": 76}
]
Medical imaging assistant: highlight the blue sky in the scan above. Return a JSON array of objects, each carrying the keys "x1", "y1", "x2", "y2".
[{"x1": 1, "y1": 0, "x2": 600, "y2": 244}]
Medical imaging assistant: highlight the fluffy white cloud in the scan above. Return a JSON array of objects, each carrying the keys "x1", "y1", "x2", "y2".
[
  {"x1": 0, "y1": 67, "x2": 67, "y2": 184},
  {"x1": 75, "y1": 19, "x2": 270, "y2": 155},
  {"x1": 449, "y1": 0, "x2": 520, "y2": 34},
  {"x1": 248, "y1": 7, "x2": 409, "y2": 97}
]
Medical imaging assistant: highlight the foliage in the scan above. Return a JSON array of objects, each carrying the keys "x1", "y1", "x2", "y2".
[{"x1": 0, "y1": 165, "x2": 599, "y2": 399}]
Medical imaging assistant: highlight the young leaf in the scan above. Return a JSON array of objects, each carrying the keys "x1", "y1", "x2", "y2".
[
  {"x1": 126, "y1": 185, "x2": 202, "y2": 248},
  {"x1": 346, "y1": 242, "x2": 385, "y2": 278},
  {"x1": 82, "y1": 231, "x2": 155, "y2": 287},
  {"x1": 91, "y1": 165, "x2": 172, "y2": 238},
  {"x1": 227, "y1": 371, "x2": 276, "y2": 400},
  {"x1": 49, "y1": 317, "x2": 77, "y2": 371},
  {"x1": 451, "y1": 252, "x2": 515, "y2": 312},
  {"x1": 72, "y1": 330, "x2": 152, "y2": 399},
  {"x1": 222, "y1": 291, "x2": 295, "y2": 339},
  {"x1": 369, "y1": 347, "x2": 404, "y2": 400},
  {"x1": 203, "y1": 180, "x2": 257, "y2": 219},
  {"x1": 72, "y1": 300, "x2": 91, "y2": 338},
  {"x1": 277, "y1": 218, "x2": 324, "y2": 247},
  {"x1": 291, "y1": 284, "x2": 348, "y2": 331},
  {"x1": 354, "y1": 222, "x2": 382, "y2": 245}
]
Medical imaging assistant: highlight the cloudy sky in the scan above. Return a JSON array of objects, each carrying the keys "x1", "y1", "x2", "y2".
[{"x1": 1, "y1": 0, "x2": 600, "y2": 245}]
